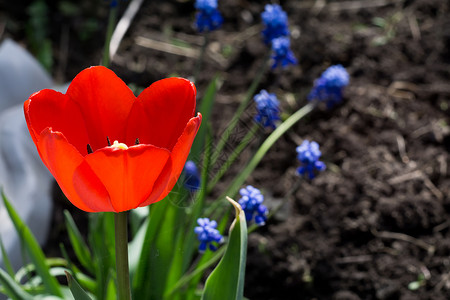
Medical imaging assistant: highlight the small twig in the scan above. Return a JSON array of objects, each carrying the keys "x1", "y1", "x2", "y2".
[
  {"x1": 135, "y1": 36, "x2": 199, "y2": 58},
  {"x1": 387, "y1": 81, "x2": 418, "y2": 100},
  {"x1": 387, "y1": 170, "x2": 422, "y2": 184},
  {"x1": 387, "y1": 169, "x2": 444, "y2": 201},
  {"x1": 335, "y1": 255, "x2": 373, "y2": 265},
  {"x1": 326, "y1": 0, "x2": 405, "y2": 12},
  {"x1": 437, "y1": 154, "x2": 447, "y2": 177},
  {"x1": 371, "y1": 228, "x2": 435, "y2": 255},
  {"x1": 407, "y1": 12, "x2": 421, "y2": 41},
  {"x1": 433, "y1": 220, "x2": 450, "y2": 233},
  {"x1": 396, "y1": 134, "x2": 409, "y2": 163}
]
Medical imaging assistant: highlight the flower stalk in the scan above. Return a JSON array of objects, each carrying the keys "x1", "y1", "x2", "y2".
[{"x1": 115, "y1": 211, "x2": 131, "y2": 300}]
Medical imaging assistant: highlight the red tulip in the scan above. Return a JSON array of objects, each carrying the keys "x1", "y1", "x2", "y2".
[{"x1": 24, "y1": 66, "x2": 202, "y2": 212}]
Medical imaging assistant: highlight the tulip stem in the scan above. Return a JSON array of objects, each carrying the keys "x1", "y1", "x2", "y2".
[{"x1": 115, "y1": 211, "x2": 131, "y2": 300}]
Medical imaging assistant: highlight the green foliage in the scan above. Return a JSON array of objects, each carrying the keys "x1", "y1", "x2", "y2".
[
  {"x1": 1, "y1": 191, "x2": 62, "y2": 297},
  {"x1": 66, "y1": 272, "x2": 92, "y2": 300},
  {"x1": 201, "y1": 198, "x2": 247, "y2": 300}
]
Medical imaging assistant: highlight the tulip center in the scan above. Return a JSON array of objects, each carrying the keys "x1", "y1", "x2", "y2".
[
  {"x1": 111, "y1": 140, "x2": 128, "y2": 150},
  {"x1": 86, "y1": 137, "x2": 140, "y2": 155}
]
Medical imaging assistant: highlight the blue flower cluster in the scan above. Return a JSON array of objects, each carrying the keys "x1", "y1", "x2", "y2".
[
  {"x1": 194, "y1": 218, "x2": 224, "y2": 253},
  {"x1": 254, "y1": 89, "x2": 280, "y2": 129},
  {"x1": 308, "y1": 64, "x2": 350, "y2": 107},
  {"x1": 194, "y1": 0, "x2": 223, "y2": 32},
  {"x1": 271, "y1": 36, "x2": 298, "y2": 69},
  {"x1": 183, "y1": 160, "x2": 201, "y2": 192},
  {"x1": 296, "y1": 140, "x2": 326, "y2": 179},
  {"x1": 261, "y1": 4, "x2": 290, "y2": 44},
  {"x1": 238, "y1": 186, "x2": 268, "y2": 226},
  {"x1": 261, "y1": 4, "x2": 297, "y2": 70}
]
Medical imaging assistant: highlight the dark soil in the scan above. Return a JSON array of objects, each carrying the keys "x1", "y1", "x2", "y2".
[{"x1": 2, "y1": 0, "x2": 450, "y2": 299}]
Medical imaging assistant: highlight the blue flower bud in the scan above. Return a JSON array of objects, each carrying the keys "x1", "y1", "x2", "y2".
[
  {"x1": 195, "y1": 0, "x2": 223, "y2": 32},
  {"x1": 308, "y1": 64, "x2": 349, "y2": 108},
  {"x1": 183, "y1": 160, "x2": 201, "y2": 192},
  {"x1": 271, "y1": 36, "x2": 297, "y2": 69},
  {"x1": 238, "y1": 185, "x2": 268, "y2": 226},
  {"x1": 296, "y1": 140, "x2": 326, "y2": 179},
  {"x1": 254, "y1": 90, "x2": 280, "y2": 129},
  {"x1": 194, "y1": 218, "x2": 224, "y2": 253},
  {"x1": 261, "y1": 4, "x2": 290, "y2": 44}
]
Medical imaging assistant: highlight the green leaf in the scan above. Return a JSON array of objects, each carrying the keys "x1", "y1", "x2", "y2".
[
  {"x1": 149, "y1": 194, "x2": 184, "y2": 299},
  {"x1": 65, "y1": 271, "x2": 92, "y2": 300},
  {"x1": 0, "y1": 268, "x2": 34, "y2": 300},
  {"x1": 1, "y1": 190, "x2": 63, "y2": 297},
  {"x1": 190, "y1": 75, "x2": 220, "y2": 163},
  {"x1": 128, "y1": 217, "x2": 148, "y2": 278},
  {"x1": 210, "y1": 52, "x2": 270, "y2": 167},
  {"x1": 59, "y1": 244, "x2": 96, "y2": 294},
  {"x1": 214, "y1": 103, "x2": 315, "y2": 209},
  {"x1": 164, "y1": 131, "x2": 217, "y2": 299},
  {"x1": 201, "y1": 197, "x2": 247, "y2": 300},
  {"x1": 87, "y1": 212, "x2": 115, "y2": 300},
  {"x1": 0, "y1": 236, "x2": 15, "y2": 277},
  {"x1": 64, "y1": 210, "x2": 93, "y2": 273},
  {"x1": 132, "y1": 199, "x2": 168, "y2": 298},
  {"x1": 104, "y1": 274, "x2": 117, "y2": 300}
]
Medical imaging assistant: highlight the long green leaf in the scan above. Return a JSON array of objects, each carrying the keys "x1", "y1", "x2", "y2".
[
  {"x1": 132, "y1": 200, "x2": 167, "y2": 297},
  {"x1": 190, "y1": 75, "x2": 220, "y2": 163},
  {"x1": 65, "y1": 272, "x2": 92, "y2": 300},
  {"x1": 149, "y1": 192, "x2": 185, "y2": 299},
  {"x1": 210, "y1": 52, "x2": 270, "y2": 167},
  {"x1": 0, "y1": 236, "x2": 15, "y2": 277},
  {"x1": 0, "y1": 268, "x2": 34, "y2": 300},
  {"x1": 59, "y1": 244, "x2": 96, "y2": 294},
  {"x1": 128, "y1": 217, "x2": 148, "y2": 278},
  {"x1": 88, "y1": 212, "x2": 115, "y2": 300},
  {"x1": 64, "y1": 210, "x2": 93, "y2": 273},
  {"x1": 201, "y1": 197, "x2": 247, "y2": 300},
  {"x1": 1, "y1": 190, "x2": 62, "y2": 297},
  {"x1": 132, "y1": 188, "x2": 185, "y2": 299},
  {"x1": 206, "y1": 102, "x2": 315, "y2": 217},
  {"x1": 164, "y1": 128, "x2": 213, "y2": 300},
  {"x1": 224, "y1": 102, "x2": 315, "y2": 198},
  {"x1": 181, "y1": 126, "x2": 213, "y2": 273}
]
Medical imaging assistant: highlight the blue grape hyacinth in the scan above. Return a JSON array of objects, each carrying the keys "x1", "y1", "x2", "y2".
[
  {"x1": 271, "y1": 36, "x2": 297, "y2": 69},
  {"x1": 107, "y1": 0, "x2": 126, "y2": 7},
  {"x1": 238, "y1": 186, "x2": 268, "y2": 226},
  {"x1": 194, "y1": 218, "x2": 224, "y2": 253},
  {"x1": 261, "y1": 4, "x2": 290, "y2": 44},
  {"x1": 296, "y1": 140, "x2": 326, "y2": 179},
  {"x1": 183, "y1": 160, "x2": 201, "y2": 192},
  {"x1": 195, "y1": 0, "x2": 223, "y2": 32},
  {"x1": 254, "y1": 90, "x2": 281, "y2": 129},
  {"x1": 308, "y1": 64, "x2": 350, "y2": 108}
]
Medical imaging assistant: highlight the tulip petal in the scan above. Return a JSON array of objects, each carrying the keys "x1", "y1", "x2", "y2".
[
  {"x1": 79, "y1": 144, "x2": 171, "y2": 212},
  {"x1": 24, "y1": 90, "x2": 90, "y2": 155},
  {"x1": 67, "y1": 66, "x2": 136, "y2": 151},
  {"x1": 38, "y1": 128, "x2": 113, "y2": 212},
  {"x1": 140, "y1": 113, "x2": 201, "y2": 206},
  {"x1": 125, "y1": 77, "x2": 196, "y2": 151}
]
